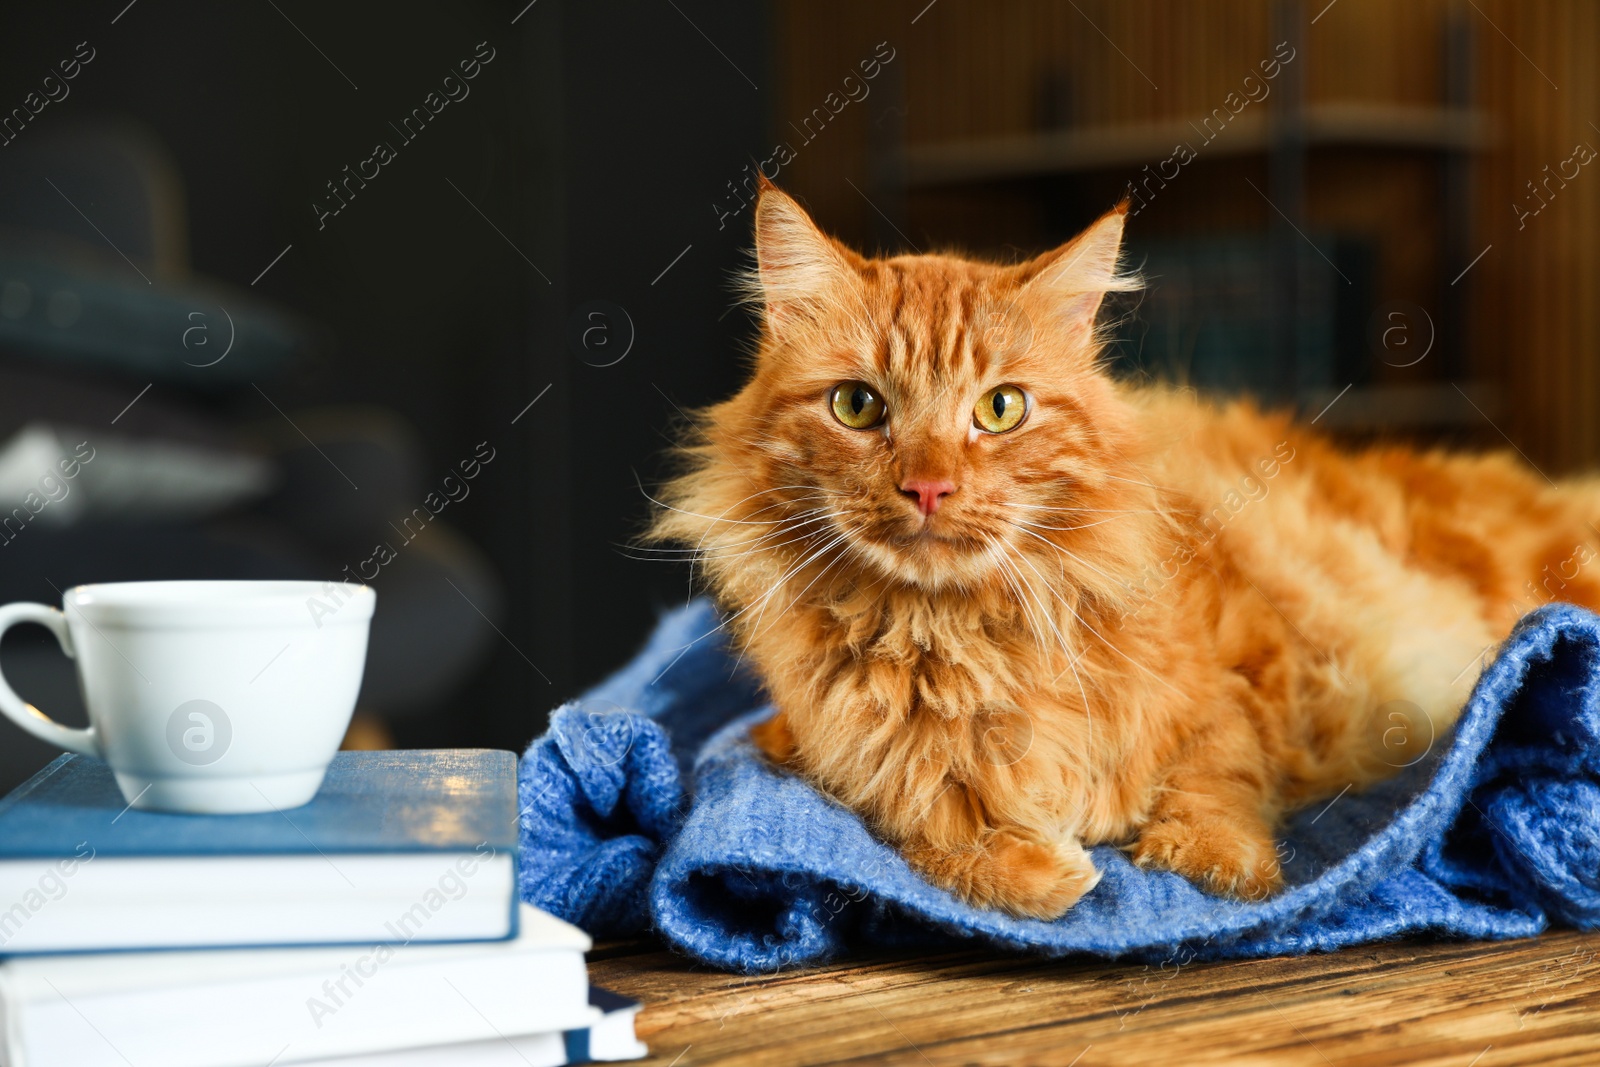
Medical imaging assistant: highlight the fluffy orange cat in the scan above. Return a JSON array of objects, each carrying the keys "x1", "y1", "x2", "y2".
[{"x1": 649, "y1": 179, "x2": 1600, "y2": 919}]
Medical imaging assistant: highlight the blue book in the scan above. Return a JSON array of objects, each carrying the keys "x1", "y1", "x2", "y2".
[{"x1": 0, "y1": 750, "x2": 521, "y2": 954}]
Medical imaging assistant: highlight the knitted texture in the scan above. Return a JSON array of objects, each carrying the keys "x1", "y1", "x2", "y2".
[{"x1": 520, "y1": 599, "x2": 1600, "y2": 972}]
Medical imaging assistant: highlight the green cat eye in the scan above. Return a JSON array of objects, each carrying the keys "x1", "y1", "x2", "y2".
[
  {"x1": 974, "y1": 385, "x2": 1028, "y2": 433},
  {"x1": 830, "y1": 381, "x2": 886, "y2": 429}
]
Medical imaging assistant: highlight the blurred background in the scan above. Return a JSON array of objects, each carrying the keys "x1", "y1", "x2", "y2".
[{"x1": 0, "y1": 0, "x2": 1594, "y2": 792}]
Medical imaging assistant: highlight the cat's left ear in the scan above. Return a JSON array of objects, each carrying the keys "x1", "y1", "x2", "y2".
[{"x1": 1017, "y1": 201, "x2": 1141, "y2": 335}]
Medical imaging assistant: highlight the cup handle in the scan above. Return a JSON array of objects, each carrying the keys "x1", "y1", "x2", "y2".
[{"x1": 0, "y1": 602, "x2": 99, "y2": 756}]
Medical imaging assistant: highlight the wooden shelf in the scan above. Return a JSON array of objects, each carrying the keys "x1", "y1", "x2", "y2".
[{"x1": 900, "y1": 104, "x2": 1497, "y2": 188}]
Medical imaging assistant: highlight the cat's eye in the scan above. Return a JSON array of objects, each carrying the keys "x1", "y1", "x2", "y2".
[
  {"x1": 830, "y1": 381, "x2": 886, "y2": 429},
  {"x1": 974, "y1": 385, "x2": 1028, "y2": 433}
]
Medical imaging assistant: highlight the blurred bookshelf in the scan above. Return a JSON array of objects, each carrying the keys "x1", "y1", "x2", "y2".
[
  {"x1": 860, "y1": 0, "x2": 1497, "y2": 433},
  {"x1": 896, "y1": 103, "x2": 1495, "y2": 188}
]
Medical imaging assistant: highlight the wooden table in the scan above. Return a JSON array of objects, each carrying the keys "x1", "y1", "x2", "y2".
[{"x1": 589, "y1": 931, "x2": 1600, "y2": 1066}]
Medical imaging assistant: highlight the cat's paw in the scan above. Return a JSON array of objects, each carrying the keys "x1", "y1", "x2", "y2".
[
  {"x1": 910, "y1": 833, "x2": 1101, "y2": 920},
  {"x1": 1130, "y1": 815, "x2": 1284, "y2": 902}
]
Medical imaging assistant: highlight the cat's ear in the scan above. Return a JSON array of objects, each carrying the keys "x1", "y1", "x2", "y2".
[
  {"x1": 1017, "y1": 201, "x2": 1140, "y2": 336},
  {"x1": 751, "y1": 180, "x2": 859, "y2": 331}
]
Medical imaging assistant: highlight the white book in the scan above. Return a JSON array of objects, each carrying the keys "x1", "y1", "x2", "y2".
[
  {"x1": 299, "y1": 989, "x2": 647, "y2": 1066},
  {"x1": 0, "y1": 905, "x2": 595, "y2": 1067},
  {"x1": 0, "y1": 854, "x2": 519, "y2": 954}
]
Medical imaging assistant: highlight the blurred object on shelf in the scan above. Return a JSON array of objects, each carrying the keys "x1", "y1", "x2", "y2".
[
  {"x1": 0, "y1": 121, "x2": 503, "y2": 794},
  {"x1": 1108, "y1": 232, "x2": 1374, "y2": 403},
  {"x1": 341, "y1": 711, "x2": 397, "y2": 751},
  {"x1": 0, "y1": 124, "x2": 320, "y2": 388}
]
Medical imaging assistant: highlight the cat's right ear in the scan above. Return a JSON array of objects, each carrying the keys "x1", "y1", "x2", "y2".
[{"x1": 751, "y1": 180, "x2": 859, "y2": 332}]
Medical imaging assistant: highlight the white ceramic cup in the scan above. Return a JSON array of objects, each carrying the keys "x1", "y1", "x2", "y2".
[{"x1": 0, "y1": 580, "x2": 375, "y2": 814}]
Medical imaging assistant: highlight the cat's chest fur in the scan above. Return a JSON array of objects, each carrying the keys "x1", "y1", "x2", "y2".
[
  {"x1": 804, "y1": 588, "x2": 1052, "y2": 720},
  {"x1": 747, "y1": 583, "x2": 1151, "y2": 845}
]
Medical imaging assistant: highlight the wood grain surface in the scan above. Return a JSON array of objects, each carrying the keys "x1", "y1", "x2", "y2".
[{"x1": 589, "y1": 931, "x2": 1600, "y2": 1066}]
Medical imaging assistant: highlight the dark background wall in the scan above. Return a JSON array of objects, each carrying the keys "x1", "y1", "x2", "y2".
[{"x1": 0, "y1": 0, "x2": 771, "y2": 779}]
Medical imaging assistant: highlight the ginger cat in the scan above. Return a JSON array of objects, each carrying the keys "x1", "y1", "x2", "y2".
[{"x1": 649, "y1": 179, "x2": 1600, "y2": 919}]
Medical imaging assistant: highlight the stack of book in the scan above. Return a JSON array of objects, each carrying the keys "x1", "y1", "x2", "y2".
[{"x1": 0, "y1": 750, "x2": 645, "y2": 1067}]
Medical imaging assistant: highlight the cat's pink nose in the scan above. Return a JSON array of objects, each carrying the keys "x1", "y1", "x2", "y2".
[{"x1": 900, "y1": 479, "x2": 956, "y2": 517}]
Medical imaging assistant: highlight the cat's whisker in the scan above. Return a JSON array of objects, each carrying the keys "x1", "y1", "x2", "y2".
[
  {"x1": 1102, "y1": 472, "x2": 1185, "y2": 494},
  {"x1": 643, "y1": 503, "x2": 856, "y2": 679},
  {"x1": 1006, "y1": 521, "x2": 1135, "y2": 592},
  {"x1": 639, "y1": 489, "x2": 790, "y2": 526},
  {"x1": 684, "y1": 500, "x2": 837, "y2": 542},
  {"x1": 630, "y1": 500, "x2": 836, "y2": 589},
  {"x1": 647, "y1": 528, "x2": 847, "y2": 686},
  {"x1": 747, "y1": 531, "x2": 857, "y2": 647},
  {"x1": 639, "y1": 479, "x2": 838, "y2": 530},
  {"x1": 686, "y1": 488, "x2": 837, "y2": 541},
  {"x1": 993, "y1": 536, "x2": 1096, "y2": 752},
  {"x1": 679, "y1": 485, "x2": 840, "y2": 589},
  {"x1": 731, "y1": 529, "x2": 855, "y2": 672},
  {"x1": 1006, "y1": 523, "x2": 1186, "y2": 699},
  {"x1": 998, "y1": 537, "x2": 1100, "y2": 755},
  {"x1": 630, "y1": 512, "x2": 829, "y2": 556},
  {"x1": 982, "y1": 536, "x2": 1048, "y2": 659},
  {"x1": 979, "y1": 534, "x2": 1068, "y2": 668},
  {"x1": 741, "y1": 530, "x2": 849, "y2": 618},
  {"x1": 1008, "y1": 515, "x2": 1136, "y2": 534},
  {"x1": 634, "y1": 521, "x2": 835, "y2": 564},
  {"x1": 1002, "y1": 539, "x2": 1081, "y2": 666},
  {"x1": 696, "y1": 513, "x2": 845, "y2": 563},
  {"x1": 983, "y1": 534, "x2": 1040, "y2": 635},
  {"x1": 1001, "y1": 502, "x2": 1172, "y2": 515}
]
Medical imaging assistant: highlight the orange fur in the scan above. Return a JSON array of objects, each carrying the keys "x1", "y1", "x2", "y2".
[{"x1": 647, "y1": 183, "x2": 1600, "y2": 919}]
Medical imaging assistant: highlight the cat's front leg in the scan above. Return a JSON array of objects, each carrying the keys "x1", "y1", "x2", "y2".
[
  {"x1": 886, "y1": 775, "x2": 1099, "y2": 920},
  {"x1": 902, "y1": 827, "x2": 1101, "y2": 920},
  {"x1": 1128, "y1": 719, "x2": 1285, "y2": 901},
  {"x1": 753, "y1": 709, "x2": 1099, "y2": 918}
]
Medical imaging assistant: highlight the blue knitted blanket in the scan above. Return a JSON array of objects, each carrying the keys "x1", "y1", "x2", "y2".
[{"x1": 518, "y1": 599, "x2": 1600, "y2": 973}]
